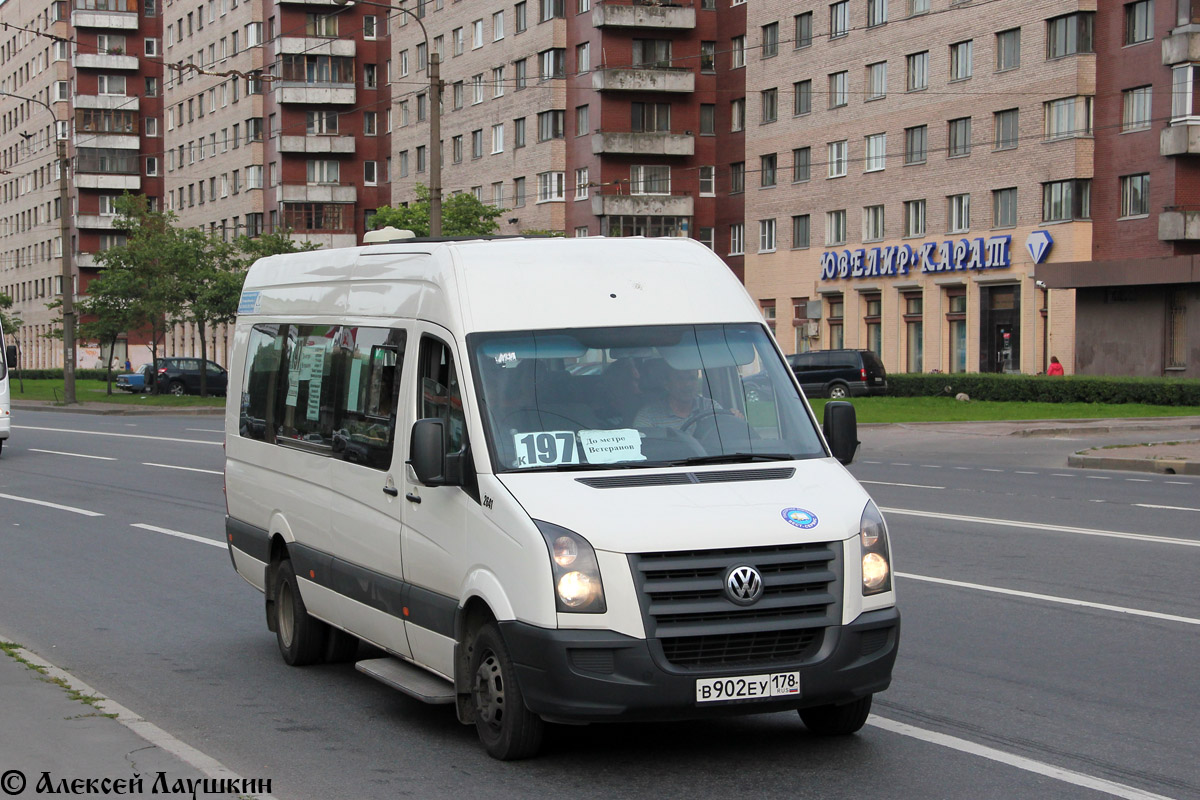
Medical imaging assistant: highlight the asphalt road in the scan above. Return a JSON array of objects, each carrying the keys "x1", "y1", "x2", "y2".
[{"x1": 1, "y1": 410, "x2": 1197, "y2": 800}]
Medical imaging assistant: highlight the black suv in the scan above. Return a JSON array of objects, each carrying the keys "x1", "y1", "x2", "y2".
[
  {"x1": 787, "y1": 349, "x2": 888, "y2": 399},
  {"x1": 155, "y1": 358, "x2": 228, "y2": 396}
]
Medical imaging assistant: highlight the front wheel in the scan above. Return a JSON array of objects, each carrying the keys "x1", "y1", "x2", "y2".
[
  {"x1": 799, "y1": 695, "x2": 872, "y2": 736},
  {"x1": 470, "y1": 623, "x2": 544, "y2": 760},
  {"x1": 274, "y1": 559, "x2": 328, "y2": 666},
  {"x1": 169, "y1": 380, "x2": 187, "y2": 397},
  {"x1": 827, "y1": 383, "x2": 850, "y2": 399}
]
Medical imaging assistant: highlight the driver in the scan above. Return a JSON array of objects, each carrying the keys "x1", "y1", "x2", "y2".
[{"x1": 633, "y1": 365, "x2": 735, "y2": 431}]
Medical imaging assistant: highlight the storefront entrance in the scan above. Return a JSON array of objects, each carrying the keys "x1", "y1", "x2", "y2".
[{"x1": 979, "y1": 285, "x2": 1020, "y2": 373}]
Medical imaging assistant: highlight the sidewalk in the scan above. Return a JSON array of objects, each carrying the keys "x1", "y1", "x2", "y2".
[{"x1": 0, "y1": 645, "x2": 271, "y2": 798}]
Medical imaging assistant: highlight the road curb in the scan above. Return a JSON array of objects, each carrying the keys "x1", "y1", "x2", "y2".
[
  {"x1": 11, "y1": 401, "x2": 223, "y2": 417},
  {"x1": 1066, "y1": 454, "x2": 1200, "y2": 475}
]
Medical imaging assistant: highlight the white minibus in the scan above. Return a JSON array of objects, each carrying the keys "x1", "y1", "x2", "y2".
[
  {"x1": 224, "y1": 236, "x2": 898, "y2": 759},
  {"x1": 1, "y1": 329, "x2": 13, "y2": 455}
]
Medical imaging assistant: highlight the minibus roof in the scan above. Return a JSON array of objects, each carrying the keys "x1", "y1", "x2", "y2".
[{"x1": 239, "y1": 236, "x2": 763, "y2": 333}]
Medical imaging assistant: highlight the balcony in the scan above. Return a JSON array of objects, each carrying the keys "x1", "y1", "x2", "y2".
[
  {"x1": 275, "y1": 83, "x2": 357, "y2": 104},
  {"x1": 593, "y1": 1, "x2": 696, "y2": 29},
  {"x1": 591, "y1": 193, "x2": 693, "y2": 217},
  {"x1": 1159, "y1": 209, "x2": 1200, "y2": 240},
  {"x1": 278, "y1": 135, "x2": 358, "y2": 154},
  {"x1": 592, "y1": 130, "x2": 694, "y2": 156},
  {"x1": 77, "y1": 215, "x2": 118, "y2": 230},
  {"x1": 75, "y1": 252, "x2": 99, "y2": 268},
  {"x1": 1163, "y1": 30, "x2": 1200, "y2": 65},
  {"x1": 276, "y1": 183, "x2": 358, "y2": 204},
  {"x1": 1162, "y1": 124, "x2": 1200, "y2": 156},
  {"x1": 74, "y1": 52, "x2": 139, "y2": 70},
  {"x1": 75, "y1": 174, "x2": 141, "y2": 190},
  {"x1": 278, "y1": 37, "x2": 356, "y2": 58},
  {"x1": 77, "y1": 133, "x2": 140, "y2": 149},
  {"x1": 592, "y1": 67, "x2": 694, "y2": 93},
  {"x1": 71, "y1": 0, "x2": 138, "y2": 29},
  {"x1": 74, "y1": 95, "x2": 139, "y2": 112}
]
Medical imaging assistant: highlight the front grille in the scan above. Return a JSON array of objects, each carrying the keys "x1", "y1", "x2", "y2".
[{"x1": 630, "y1": 542, "x2": 841, "y2": 670}]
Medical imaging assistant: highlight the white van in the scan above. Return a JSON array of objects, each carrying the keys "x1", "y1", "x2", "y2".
[{"x1": 224, "y1": 236, "x2": 898, "y2": 759}]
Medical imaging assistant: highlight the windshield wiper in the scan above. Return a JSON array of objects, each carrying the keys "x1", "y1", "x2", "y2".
[{"x1": 660, "y1": 453, "x2": 796, "y2": 467}]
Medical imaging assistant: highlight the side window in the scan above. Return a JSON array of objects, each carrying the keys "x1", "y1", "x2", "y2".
[
  {"x1": 279, "y1": 326, "x2": 337, "y2": 447},
  {"x1": 333, "y1": 327, "x2": 406, "y2": 469},
  {"x1": 418, "y1": 336, "x2": 467, "y2": 454},
  {"x1": 239, "y1": 324, "x2": 286, "y2": 443}
]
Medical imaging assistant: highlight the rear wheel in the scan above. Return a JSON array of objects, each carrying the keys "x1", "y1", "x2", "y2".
[
  {"x1": 827, "y1": 383, "x2": 850, "y2": 399},
  {"x1": 470, "y1": 623, "x2": 543, "y2": 760},
  {"x1": 324, "y1": 627, "x2": 360, "y2": 663},
  {"x1": 274, "y1": 559, "x2": 328, "y2": 666},
  {"x1": 169, "y1": 380, "x2": 186, "y2": 397},
  {"x1": 799, "y1": 695, "x2": 872, "y2": 736}
]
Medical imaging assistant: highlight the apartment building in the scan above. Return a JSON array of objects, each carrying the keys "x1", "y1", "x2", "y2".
[
  {"x1": 1037, "y1": 0, "x2": 1199, "y2": 377},
  {"x1": 743, "y1": 0, "x2": 1093, "y2": 375}
]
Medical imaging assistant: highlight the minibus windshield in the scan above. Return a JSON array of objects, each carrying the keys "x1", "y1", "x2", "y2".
[{"x1": 469, "y1": 324, "x2": 826, "y2": 472}]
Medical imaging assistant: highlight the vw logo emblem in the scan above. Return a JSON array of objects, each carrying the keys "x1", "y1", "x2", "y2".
[{"x1": 725, "y1": 565, "x2": 764, "y2": 606}]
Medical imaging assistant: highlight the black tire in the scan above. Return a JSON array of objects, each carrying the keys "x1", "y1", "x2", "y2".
[
  {"x1": 274, "y1": 559, "x2": 328, "y2": 666},
  {"x1": 169, "y1": 380, "x2": 187, "y2": 397},
  {"x1": 470, "y1": 623, "x2": 544, "y2": 760},
  {"x1": 827, "y1": 383, "x2": 850, "y2": 399},
  {"x1": 799, "y1": 695, "x2": 872, "y2": 736}
]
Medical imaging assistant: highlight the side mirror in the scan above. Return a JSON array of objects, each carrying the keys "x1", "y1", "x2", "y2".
[
  {"x1": 4, "y1": 344, "x2": 15, "y2": 368},
  {"x1": 823, "y1": 401, "x2": 859, "y2": 465},
  {"x1": 409, "y1": 418, "x2": 447, "y2": 486}
]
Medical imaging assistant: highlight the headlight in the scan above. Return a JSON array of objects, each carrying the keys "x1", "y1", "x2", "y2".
[
  {"x1": 859, "y1": 501, "x2": 892, "y2": 595},
  {"x1": 536, "y1": 521, "x2": 607, "y2": 613}
]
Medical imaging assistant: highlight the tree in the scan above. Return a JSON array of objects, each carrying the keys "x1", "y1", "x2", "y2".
[
  {"x1": 235, "y1": 229, "x2": 321, "y2": 262},
  {"x1": 76, "y1": 268, "x2": 144, "y2": 394},
  {"x1": 370, "y1": 185, "x2": 504, "y2": 237},
  {"x1": 0, "y1": 292, "x2": 19, "y2": 337}
]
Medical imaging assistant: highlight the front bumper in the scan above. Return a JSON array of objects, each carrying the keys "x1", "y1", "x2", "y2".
[{"x1": 501, "y1": 606, "x2": 898, "y2": 723}]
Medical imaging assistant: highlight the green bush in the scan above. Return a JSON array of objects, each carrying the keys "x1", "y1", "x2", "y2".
[{"x1": 887, "y1": 373, "x2": 1200, "y2": 406}]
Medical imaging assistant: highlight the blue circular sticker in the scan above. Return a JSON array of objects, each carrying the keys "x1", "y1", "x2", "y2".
[{"x1": 782, "y1": 508, "x2": 819, "y2": 529}]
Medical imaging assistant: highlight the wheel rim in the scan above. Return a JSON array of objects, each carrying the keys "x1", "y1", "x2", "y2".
[
  {"x1": 278, "y1": 580, "x2": 295, "y2": 648},
  {"x1": 171, "y1": 384, "x2": 185, "y2": 396},
  {"x1": 473, "y1": 651, "x2": 505, "y2": 734},
  {"x1": 831, "y1": 386, "x2": 847, "y2": 398}
]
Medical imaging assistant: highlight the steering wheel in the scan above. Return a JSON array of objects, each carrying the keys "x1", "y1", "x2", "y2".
[{"x1": 681, "y1": 408, "x2": 758, "y2": 449}]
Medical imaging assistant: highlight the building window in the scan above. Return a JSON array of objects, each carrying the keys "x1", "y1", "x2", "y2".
[
  {"x1": 364, "y1": 161, "x2": 378, "y2": 185},
  {"x1": 698, "y1": 227, "x2": 715, "y2": 250},
  {"x1": 994, "y1": 109, "x2": 1019, "y2": 150},
  {"x1": 700, "y1": 41, "x2": 716, "y2": 72},
  {"x1": 904, "y1": 294, "x2": 924, "y2": 372},
  {"x1": 1167, "y1": 289, "x2": 1188, "y2": 368},
  {"x1": 948, "y1": 117, "x2": 972, "y2": 157},
  {"x1": 905, "y1": 125, "x2": 927, "y2": 164},
  {"x1": 863, "y1": 205, "x2": 885, "y2": 242},
  {"x1": 793, "y1": 147, "x2": 811, "y2": 182},
  {"x1": 866, "y1": 62, "x2": 887, "y2": 100},
  {"x1": 828, "y1": 296, "x2": 845, "y2": 349},
  {"x1": 306, "y1": 110, "x2": 338, "y2": 134},
  {"x1": 575, "y1": 105, "x2": 588, "y2": 136},
  {"x1": 950, "y1": 40, "x2": 973, "y2": 80},
  {"x1": 516, "y1": 1, "x2": 527, "y2": 32},
  {"x1": 761, "y1": 88, "x2": 778, "y2": 123},
  {"x1": 494, "y1": 9, "x2": 505, "y2": 40},
  {"x1": 699, "y1": 166, "x2": 715, "y2": 196},
  {"x1": 452, "y1": 135, "x2": 463, "y2": 163},
  {"x1": 948, "y1": 193, "x2": 970, "y2": 232},
  {"x1": 761, "y1": 154, "x2": 777, "y2": 187},
  {"x1": 828, "y1": 140, "x2": 847, "y2": 178},
  {"x1": 700, "y1": 104, "x2": 715, "y2": 135},
  {"x1": 761, "y1": 301, "x2": 776, "y2": 331},
  {"x1": 731, "y1": 98, "x2": 746, "y2": 132},
  {"x1": 1042, "y1": 179, "x2": 1091, "y2": 221},
  {"x1": 762, "y1": 22, "x2": 778, "y2": 58},
  {"x1": 537, "y1": 109, "x2": 564, "y2": 140},
  {"x1": 1125, "y1": 1, "x2": 1154, "y2": 45},
  {"x1": 1172, "y1": 64, "x2": 1200, "y2": 121},
  {"x1": 576, "y1": 42, "x2": 590, "y2": 73},
  {"x1": 514, "y1": 117, "x2": 526, "y2": 148},
  {"x1": 947, "y1": 291, "x2": 967, "y2": 373},
  {"x1": 759, "y1": 219, "x2": 776, "y2": 252},
  {"x1": 540, "y1": 0, "x2": 564, "y2": 22},
  {"x1": 829, "y1": 71, "x2": 848, "y2": 107},
  {"x1": 864, "y1": 133, "x2": 886, "y2": 172},
  {"x1": 632, "y1": 102, "x2": 671, "y2": 132},
  {"x1": 826, "y1": 210, "x2": 847, "y2": 245},
  {"x1": 1123, "y1": 86, "x2": 1152, "y2": 131},
  {"x1": 537, "y1": 171, "x2": 565, "y2": 202},
  {"x1": 794, "y1": 80, "x2": 812, "y2": 115},
  {"x1": 867, "y1": 0, "x2": 888, "y2": 27},
  {"x1": 1047, "y1": 12, "x2": 1094, "y2": 58},
  {"x1": 539, "y1": 48, "x2": 565, "y2": 79},
  {"x1": 907, "y1": 51, "x2": 928, "y2": 91},
  {"x1": 730, "y1": 223, "x2": 744, "y2": 256},
  {"x1": 574, "y1": 167, "x2": 589, "y2": 200},
  {"x1": 472, "y1": 129, "x2": 484, "y2": 158},
  {"x1": 864, "y1": 294, "x2": 882, "y2": 358},
  {"x1": 513, "y1": 177, "x2": 526, "y2": 207},
  {"x1": 364, "y1": 111, "x2": 377, "y2": 135},
  {"x1": 493, "y1": 123, "x2": 505, "y2": 153},
  {"x1": 515, "y1": 59, "x2": 527, "y2": 90},
  {"x1": 731, "y1": 35, "x2": 746, "y2": 69},
  {"x1": 993, "y1": 187, "x2": 1017, "y2": 228},
  {"x1": 730, "y1": 162, "x2": 745, "y2": 193},
  {"x1": 792, "y1": 215, "x2": 810, "y2": 248},
  {"x1": 830, "y1": 1, "x2": 849, "y2": 38},
  {"x1": 494, "y1": 67, "x2": 506, "y2": 98},
  {"x1": 1120, "y1": 173, "x2": 1150, "y2": 217},
  {"x1": 996, "y1": 28, "x2": 1021, "y2": 70},
  {"x1": 1045, "y1": 96, "x2": 1093, "y2": 139},
  {"x1": 904, "y1": 199, "x2": 926, "y2": 237},
  {"x1": 795, "y1": 12, "x2": 812, "y2": 48},
  {"x1": 631, "y1": 165, "x2": 670, "y2": 195}
]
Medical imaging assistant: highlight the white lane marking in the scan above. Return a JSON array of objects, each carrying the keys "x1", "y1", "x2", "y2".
[
  {"x1": 862, "y1": 460, "x2": 882, "y2": 464},
  {"x1": 898, "y1": 572, "x2": 1200, "y2": 627},
  {"x1": 0, "y1": 492, "x2": 104, "y2": 517},
  {"x1": 1126, "y1": 479, "x2": 1151, "y2": 482},
  {"x1": 880, "y1": 507, "x2": 1200, "y2": 548},
  {"x1": 1134, "y1": 503, "x2": 1200, "y2": 513},
  {"x1": 28, "y1": 448, "x2": 117, "y2": 461},
  {"x1": 130, "y1": 523, "x2": 225, "y2": 549},
  {"x1": 954, "y1": 467, "x2": 972, "y2": 470},
  {"x1": 1166, "y1": 481, "x2": 1193, "y2": 485},
  {"x1": 1051, "y1": 473, "x2": 1074, "y2": 477},
  {"x1": 1015, "y1": 471, "x2": 1038, "y2": 475},
  {"x1": 919, "y1": 465, "x2": 942, "y2": 469},
  {"x1": 868, "y1": 716, "x2": 1176, "y2": 800},
  {"x1": 1087, "y1": 476, "x2": 1112, "y2": 480},
  {"x1": 892, "y1": 462, "x2": 911, "y2": 466},
  {"x1": 15, "y1": 425, "x2": 221, "y2": 445},
  {"x1": 11, "y1": 647, "x2": 276, "y2": 800},
  {"x1": 859, "y1": 480, "x2": 945, "y2": 490},
  {"x1": 981, "y1": 468, "x2": 1004, "y2": 472},
  {"x1": 143, "y1": 462, "x2": 223, "y2": 476}
]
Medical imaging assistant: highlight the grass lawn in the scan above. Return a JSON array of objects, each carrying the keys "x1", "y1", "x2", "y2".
[
  {"x1": 809, "y1": 396, "x2": 1200, "y2": 424},
  {"x1": 10, "y1": 379, "x2": 225, "y2": 408}
]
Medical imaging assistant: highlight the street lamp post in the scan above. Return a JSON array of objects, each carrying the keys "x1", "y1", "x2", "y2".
[
  {"x1": 332, "y1": 0, "x2": 442, "y2": 236},
  {"x1": 2, "y1": 90, "x2": 76, "y2": 404}
]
